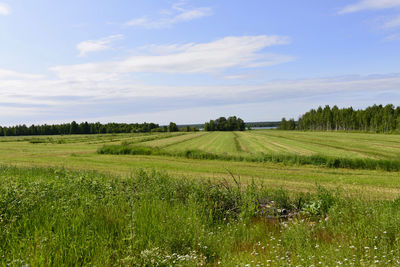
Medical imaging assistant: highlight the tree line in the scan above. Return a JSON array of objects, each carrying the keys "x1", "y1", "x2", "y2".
[
  {"x1": 204, "y1": 116, "x2": 246, "y2": 131},
  {"x1": 280, "y1": 104, "x2": 400, "y2": 133},
  {"x1": 246, "y1": 121, "x2": 280, "y2": 128},
  {"x1": 278, "y1": 118, "x2": 296, "y2": 130},
  {"x1": 0, "y1": 121, "x2": 185, "y2": 136}
]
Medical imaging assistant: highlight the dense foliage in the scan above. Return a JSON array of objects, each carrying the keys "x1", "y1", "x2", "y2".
[
  {"x1": 0, "y1": 121, "x2": 182, "y2": 136},
  {"x1": 246, "y1": 121, "x2": 280, "y2": 128},
  {"x1": 281, "y1": 104, "x2": 400, "y2": 133},
  {"x1": 204, "y1": 116, "x2": 245, "y2": 131},
  {"x1": 278, "y1": 118, "x2": 296, "y2": 130},
  {"x1": 168, "y1": 122, "x2": 179, "y2": 132}
]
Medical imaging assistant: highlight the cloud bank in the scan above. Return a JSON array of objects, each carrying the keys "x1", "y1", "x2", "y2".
[{"x1": 53, "y1": 35, "x2": 293, "y2": 81}]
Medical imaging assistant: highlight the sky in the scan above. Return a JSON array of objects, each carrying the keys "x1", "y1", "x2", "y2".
[{"x1": 1, "y1": 0, "x2": 400, "y2": 126}]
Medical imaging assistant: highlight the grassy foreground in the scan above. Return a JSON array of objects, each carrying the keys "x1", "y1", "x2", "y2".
[{"x1": 2, "y1": 166, "x2": 400, "y2": 266}]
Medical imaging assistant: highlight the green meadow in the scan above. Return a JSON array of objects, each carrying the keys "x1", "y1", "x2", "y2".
[
  {"x1": 2, "y1": 130, "x2": 400, "y2": 265},
  {"x1": 1, "y1": 130, "x2": 400, "y2": 198}
]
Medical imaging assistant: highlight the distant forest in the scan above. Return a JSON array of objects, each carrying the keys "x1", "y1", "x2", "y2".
[
  {"x1": 0, "y1": 121, "x2": 186, "y2": 136},
  {"x1": 178, "y1": 121, "x2": 280, "y2": 129},
  {"x1": 204, "y1": 116, "x2": 246, "y2": 131},
  {"x1": 280, "y1": 104, "x2": 400, "y2": 133},
  {"x1": 0, "y1": 117, "x2": 276, "y2": 137},
  {"x1": 245, "y1": 121, "x2": 280, "y2": 128}
]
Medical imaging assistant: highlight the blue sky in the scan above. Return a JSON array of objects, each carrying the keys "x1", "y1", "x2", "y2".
[{"x1": 1, "y1": 0, "x2": 400, "y2": 125}]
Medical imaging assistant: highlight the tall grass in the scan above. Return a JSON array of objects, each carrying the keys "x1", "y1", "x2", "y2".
[
  {"x1": 2, "y1": 166, "x2": 400, "y2": 265},
  {"x1": 98, "y1": 144, "x2": 400, "y2": 171}
]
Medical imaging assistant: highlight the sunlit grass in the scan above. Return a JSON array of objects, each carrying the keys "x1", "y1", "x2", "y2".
[
  {"x1": 2, "y1": 166, "x2": 400, "y2": 265},
  {"x1": 1, "y1": 131, "x2": 400, "y2": 201}
]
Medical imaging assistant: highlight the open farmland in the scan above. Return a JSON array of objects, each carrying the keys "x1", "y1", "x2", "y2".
[
  {"x1": 0, "y1": 130, "x2": 400, "y2": 199},
  {"x1": 3, "y1": 130, "x2": 400, "y2": 160},
  {"x1": 2, "y1": 130, "x2": 400, "y2": 265},
  {"x1": 157, "y1": 130, "x2": 400, "y2": 160}
]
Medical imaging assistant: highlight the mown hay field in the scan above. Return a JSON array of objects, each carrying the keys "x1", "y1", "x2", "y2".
[
  {"x1": 2, "y1": 130, "x2": 400, "y2": 265},
  {"x1": 150, "y1": 130, "x2": 400, "y2": 160},
  {"x1": 3, "y1": 130, "x2": 400, "y2": 159},
  {"x1": 0, "y1": 130, "x2": 400, "y2": 199}
]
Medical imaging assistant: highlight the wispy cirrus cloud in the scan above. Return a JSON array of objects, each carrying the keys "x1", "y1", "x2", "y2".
[
  {"x1": 339, "y1": 0, "x2": 400, "y2": 41},
  {"x1": 76, "y1": 34, "x2": 124, "y2": 57},
  {"x1": 125, "y1": 1, "x2": 212, "y2": 29},
  {"x1": 339, "y1": 0, "x2": 400, "y2": 14},
  {"x1": 54, "y1": 35, "x2": 293, "y2": 81},
  {"x1": 0, "y1": 34, "x2": 295, "y2": 121},
  {"x1": 0, "y1": 2, "x2": 10, "y2": 15}
]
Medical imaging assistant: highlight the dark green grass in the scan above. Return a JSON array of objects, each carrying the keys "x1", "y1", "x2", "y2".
[
  {"x1": 98, "y1": 144, "x2": 400, "y2": 172},
  {"x1": 2, "y1": 166, "x2": 400, "y2": 265},
  {"x1": 233, "y1": 132, "x2": 243, "y2": 152}
]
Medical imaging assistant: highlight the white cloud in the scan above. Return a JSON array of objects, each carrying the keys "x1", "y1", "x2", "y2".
[
  {"x1": 339, "y1": 1, "x2": 400, "y2": 37},
  {"x1": 125, "y1": 1, "x2": 212, "y2": 29},
  {"x1": 0, "y1": 2, "x2": 10, "y2": 15},
  {"x1": 53, "y1": 35, "x2": 293, "y2": 81},
  {"x1": 76, "y1": 34, "x2": 123, "y2": 57},
  {"x1": 140, "y1": 43, "x2": 196, "y2": 54},
  {"x1": 222, "y1": 74, "x2": 256, "y2": 80},
  {"x1": 1, "y1": 66, "x2": 400, "y2": 103},
  {"x1": 339, "y1": 0, "x2": 400, "y2": 14},
  {"x1": 0, "y1": 69, "x2": 44, "y2": 80},
  {"x1": 1, "y1": 65, "x2": 400, "y2": 124}
]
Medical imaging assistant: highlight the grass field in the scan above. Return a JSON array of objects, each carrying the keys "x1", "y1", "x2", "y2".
[
  {"x1": 1, "y1": 130, "x2": 400, "y2": 265},
  {"x1": 1, "y1": 130, "x2": 400, "y2": 199},
  {"x1": 159, "y1": 131, "x2": 400, "y2": 160}
]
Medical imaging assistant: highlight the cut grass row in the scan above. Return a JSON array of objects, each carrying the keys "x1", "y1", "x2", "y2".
[
  {"x1": 1, "y1": 131, "x2": 400, "y2": 199},
  {"x1": 133, "y1": 130, "x2": 400, "y2": 160},
  {"x1": 250, "y1": 131, "x2": 400, "y2": 159},
  {"x1": 4, "y1": 130, "x2": 400, "y2": 160},
  {"x1": 98, "y1": 144, "x2": 400, "y2": 172}
]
